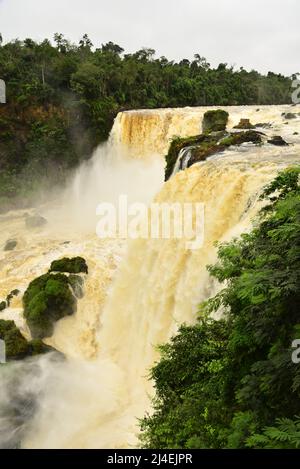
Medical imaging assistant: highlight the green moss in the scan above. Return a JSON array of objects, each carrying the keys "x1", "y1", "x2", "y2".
[
  {"x1": 0, "y1": 319, "x2": 59, "y2": 361},
  {"x1": 165, "y1": 130, "x2": 264, "y2": 178},
  {"x1": 49, "y1": 256, "x2": 88, "y2": 274},
  {"x1": 219, "y1": 130, "x2": 263, "y2": 147},
  {"x1": 23, "y1": 273, "x2": 76, "y2": 338},
  {"x1": 202, "y1": 109, "x2": 229, "y2": 133},
  {"x1": 0, "y1": 319, "x2": 29, "y2": 359},
  {"x1": 28, "y1": 338, "x2": 57, "y2": 356},
  {"x1": 165, "y1": 135, "x2": 205, "y2": 180}
]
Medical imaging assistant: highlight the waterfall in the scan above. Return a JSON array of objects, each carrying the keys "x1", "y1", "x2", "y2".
[
  {"x1": 0, "y1": 105, "x2": 299, "y2": 448},
  {"x1": 172, "y1": 146, "x2": 195, "y2": 176}
]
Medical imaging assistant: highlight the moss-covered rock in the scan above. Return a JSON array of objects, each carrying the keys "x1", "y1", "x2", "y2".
[
  {"x1": 219, "y1": 130, "x2": 263, "y2": 147},
  {"x1": 0, "y1": 320, "x2": 59, "y2": 363},
  {"x1": 49, "y1": 256, "x2": 88, "y2": 274},
  {"x1": 0, "y1": 319, "x2": 29, "y2": 359},
  {"x1": 0, "y1": 301, "x2": 6, "y2": 312},
  {"x1": 166, "y1": 130, "x2": 263, "y2": 178},
  {"x1": 202, "y1": 109, "x2": 229, "y2": 133},
  {"x1": 4, "y1": 239, "x2": 17, "y2": 251},
  {"x1": 23, "y1": 273, "x2": 76, "y2": 339},
  {"x1": 6, "y1": 289, "x2": 20, "y2": 307},
  {"x1": 28, "y1": 338, "x2": 57, "y2": 356},
  {"x1": 164, "y1": 135, "x2": 205, "y2": 180}
]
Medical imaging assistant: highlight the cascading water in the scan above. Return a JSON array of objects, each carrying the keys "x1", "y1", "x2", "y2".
[
  {"x1": 0, "y1": 105, "x2": 299, "y2": 448},
  {"x1": 172, "y1": 146, "x2": 195, "y2": 175}
]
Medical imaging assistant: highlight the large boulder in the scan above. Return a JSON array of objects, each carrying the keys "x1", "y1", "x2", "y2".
[
  {"x1": 4, "y1": 239, "x2": 17, "y2": 251},
  {"x1": 267, "y1": 135, "x2": 288, "y2": 146},
  {"x1": 0, "y1": 319, "x2": 29, "y2": 359},
  {"x1": 234, "y1": 118, "x2": 254, "y2": 129},
  {"x1": 282, "y1": 112, "x2": 297, "y2": 120},
  {"x1": 23, "y1": 273, "x2": 77, "y2": 339},
  {"x1": 0, "y1": 319, "x2": 59, "y2": 361},
  {"x1": 49, "y1": 256, "x2": 88, "y2": 274},
  {"x1": 202, "y1": 110, "x2": 229, "y2": 133}
]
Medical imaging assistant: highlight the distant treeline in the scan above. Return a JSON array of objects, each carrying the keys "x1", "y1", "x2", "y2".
[{"x1": 0, "y1": 33, "x2": 295, "y2": 209}]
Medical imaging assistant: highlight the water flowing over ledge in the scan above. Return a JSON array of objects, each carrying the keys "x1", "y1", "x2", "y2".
[{"x1": 0, "y1": 105, "x2": 299, "y2": 448}]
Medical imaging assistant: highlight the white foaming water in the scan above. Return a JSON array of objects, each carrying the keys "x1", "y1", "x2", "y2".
[{"x1": 0, "y1": 105, "x2": 299, "y2": 448}]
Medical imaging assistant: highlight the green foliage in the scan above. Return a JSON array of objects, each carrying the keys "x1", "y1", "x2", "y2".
[
  {"x1": 140, "y1": 167, "x2": 300, "y2": 449},
  {"x1": 0, "y1": 35, "x2": 294, "y2": 210},
  {"x1": 49, "y1": 256, "x2": 88, "y2": 274},
  {"x1": 247, "y1": 417, "x2": 300, "y2": 448},
  {"x1": 0, "y1": 319, "x2": 29, "y2": 359},
  {"x1": 23, "y1": 273, "x2": 76, "y2": 338}
]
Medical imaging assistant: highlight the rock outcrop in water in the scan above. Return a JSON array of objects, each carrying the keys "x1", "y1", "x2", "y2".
[
  {"x1": 0, "y1": 319, "x2": 55, "y2": 360},
  {"x1": 165, "y1": 125, "x2": 264, "y2": 180},
  {"x1": 49, "y1": 256, "x2": 88, "y2": 274},
  {"x1": 234, "y1": 118, "x2": 255, "y2": 129},
  {"x1": 4, "y1": 239, "x2": 17, "y2": 251},
  {"x1": 267, "y1": 135, "x2": 289, "y2": 146},
  {"x1": 23, "y1": 273, "x2": 77, "y2": 339},
  {"x1": 202, "y1": 109, "x2": 229, "y2": 133},
  {"x1": 23, "y1": 257, "x2": 88, "y2": 338}
]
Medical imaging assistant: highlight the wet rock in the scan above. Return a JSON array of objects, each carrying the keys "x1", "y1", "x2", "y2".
[
  {"x1": 267, "y1": 136, "x2": 289, "y2": 146},
  {"x1": 49, "y1": 256, "x2": 88, "y2": 274},
  {"x1": 234, "y1": 118, "x2": 255, "y2": 129},
  {"x1": 202, "y1": 109, "x2": 229, "y2": 133},
  {"x1": 254, "y1": 122, "x2": 272, "y2": 129},
  {"x1": 165, "y1": 130, "x2": 264, "y2": 180},
  {"x1": 4, "y1": 239, "x2": 17, "y2": 251},
  {"x1": 0, "y1": 319, "x2": 30, "y2": 359},
  {"x1": 25, "y1": 214, "x2": 47, "y2": 229},
  {"x1": 293, "y1": 132, "x2": 299, "y2": 135},
  {"x1": 283, "y1": 112, "x2": 297, "y2": 120},
  {"x1": 0, "y1": 301, "x2": 6, "y2": 312},
  {"x1": 23, "y1": 273, "x2": 77, "y2": 339},
  {"x1": 187, "y1": 131, "x2": 263, "y2": 168},
  {"x1": 6, "y1": 289, "x2": 20, "y2": 306},
  {"x1": 0, "y1": 319, "x2": 60, "y2": 361}
]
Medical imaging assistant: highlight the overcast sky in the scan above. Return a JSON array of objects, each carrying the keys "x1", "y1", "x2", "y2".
[{"x1": 0, "y1": 0, "x2": 299, "y2": 75}]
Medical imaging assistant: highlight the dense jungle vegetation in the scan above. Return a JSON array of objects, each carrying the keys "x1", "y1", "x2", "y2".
[{"x1": 0, "y1": 33, "x2": 295, "y2": 210}]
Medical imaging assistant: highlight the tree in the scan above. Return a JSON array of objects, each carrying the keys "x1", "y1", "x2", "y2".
[{"x1": 79, "y1": 33, "x2": 93, "y2": 50}]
